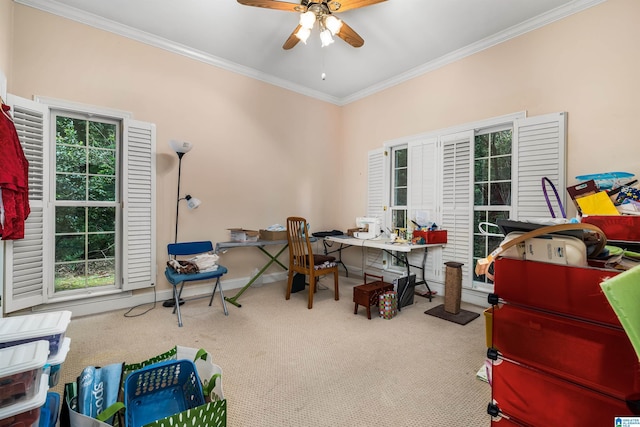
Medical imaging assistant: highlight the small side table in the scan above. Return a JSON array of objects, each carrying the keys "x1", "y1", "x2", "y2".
[{"x1": 353, "y1": 273, "x2": 394, "y2": 319}]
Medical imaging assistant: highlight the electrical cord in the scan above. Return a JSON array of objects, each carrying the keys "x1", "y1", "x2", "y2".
[{"x1": 123, "y1": 285, "x2": 157, "y2": 318}]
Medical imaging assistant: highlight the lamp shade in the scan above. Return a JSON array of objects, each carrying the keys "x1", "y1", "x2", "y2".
[
  {"x1": 299, "y1": 11, "x2": 316, "y2": 29},
  {"x1": 320, "y1": 29, "x2": 334, "y2": 47},
  {"x1": 169, "y1": 139, "x2": 193, "y2": 154},
  {"x1": 324, "y1": 16, "x2": 342, "y2": 35},
  {"x1": 295, "y1": 27, "x2": 311, "y2": 43},
  {"x1": 185, "y1": 195, "x2": 201, "y2": 209}
]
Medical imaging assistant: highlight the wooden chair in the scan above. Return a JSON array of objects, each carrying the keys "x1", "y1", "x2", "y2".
[
  {"x1": 164, "y1": 241, "x2": 228, "y2": 327},
  {"x1": 285, "y1": 217, "x2": 339, "y2": 309}
]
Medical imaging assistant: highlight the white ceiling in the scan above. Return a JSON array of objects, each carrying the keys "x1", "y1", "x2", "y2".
[{"x1": 16, "y1": 0, "x2": 602, "y2": 105}]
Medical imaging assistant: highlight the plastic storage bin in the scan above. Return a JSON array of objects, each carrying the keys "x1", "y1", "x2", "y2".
[
  {"x1": 0, "y1": 341, "x2": 49, "y2": 409},
  {"x1": 45, "y1": 337, "x2": 70, "y2": 388},
  {"x1": 0, "y1": 311, "x2": 71, "y2": 356},
  {"x1": 38, "y1": 392, "x2": 60, "y2": 427},
  {"x1": 0, "y1": 373, "x2": 48, "y2": 427},
  {"x1": 124, "y1": 359, "x2": 205, "y2": 427},
  {"x1": 413, "y1": 229, "x2": 447, "y2": 244}
]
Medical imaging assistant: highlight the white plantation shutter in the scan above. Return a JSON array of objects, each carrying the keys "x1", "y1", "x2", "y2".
[
  {"x1": 440, "y1": 131, "x2": 473, "y2": 288},
  {"x1": 3, "y1": 96, "x2": 156, "y2": 312},
  {"x1": 366, "y1": 148, "x2": 388, "y2": 270},
  {"x1": 407, "y1": 138, "x2": 441, "y2": 282},
  {"x1": 512, "y1": 113, "x2": 567, "y2": 221},
  {"x1": 367, "y1": 148, "x2": 386, "y2": 222},
  {"x1": 122, "y1": 120, "x2": 156, "y2": 291},
  {"x1": 4, "y1": 95, "x2": 49, "y2": 312}
]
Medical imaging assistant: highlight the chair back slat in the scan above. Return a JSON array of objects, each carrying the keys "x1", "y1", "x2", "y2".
[
  {"x1": 286, "y1": 217, "x2": 313, "y2": 272},
  {"x1": 167, "y1": 241, "x2": 213, "y2": 257}
]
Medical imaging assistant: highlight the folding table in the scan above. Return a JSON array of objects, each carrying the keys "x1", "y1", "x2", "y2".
[
  {"x1": 323, "y1": 236, "x2": 444, "y2": 302},
  {"x1": 214, "y1": 239, "x2": 288, "y2": 307},
  {"x1": 214, "y1": 237, "x2": 317, "y2": 308}
]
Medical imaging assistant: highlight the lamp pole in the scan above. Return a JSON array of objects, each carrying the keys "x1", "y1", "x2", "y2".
[{"x1": 174, "y1": 151, "x2": 185, "y2": 244}]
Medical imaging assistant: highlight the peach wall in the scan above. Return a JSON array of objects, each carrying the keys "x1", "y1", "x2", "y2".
[
  {"x1": 7, "y1": 0, "x2": 640, "y2": 297},
  {"x1": 340, "y1": 0, "x2": 640, "y2": 227},
  {"x1": 9, "y1": 5, "x2": 342, "y2": 290},
  {"x1": 0, "y1": 0, "x2": 12, "y2": 85}
]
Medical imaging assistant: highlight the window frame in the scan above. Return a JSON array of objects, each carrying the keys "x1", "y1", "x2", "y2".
[
  {"x1": 472, "y1": 125, "x2": 513, "y2": 292},
  {"x1": 50, "y1": 109, "x2": 123, "y2": 297},
  {"x1": 2, "y1": 94, "x2": 156, "y2": 314}
]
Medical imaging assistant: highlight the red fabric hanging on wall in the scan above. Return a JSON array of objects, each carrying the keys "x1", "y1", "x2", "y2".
[{"x1": 0, "y1": 103, "x2": 30, "y2": 240}]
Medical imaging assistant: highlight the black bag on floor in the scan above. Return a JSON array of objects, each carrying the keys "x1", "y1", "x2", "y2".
[{"x1": 291, "y1": 273, "x2": 306, "y2": 293}]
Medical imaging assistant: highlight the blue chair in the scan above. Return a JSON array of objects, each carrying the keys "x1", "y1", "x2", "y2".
[{"x1": 164, "y1": 241, "x2": 228, "y2": 327}]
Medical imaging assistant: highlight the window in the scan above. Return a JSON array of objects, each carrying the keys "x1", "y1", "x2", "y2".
[
  {"x1": 472, "y1": 129, "x2": 512, "y2": 287},
  {"x1": 390, "y1": 146, "x2": 408, "y2": 235},
  {"x1": 367, "y1": 112, "x2": 566, "y2": 294},
  {"x1": 53, "y1": 113, "x2": 120, "y2": 293},
  {"x1": 3, "y1": 95, "x2": 157, "y2": 313}
]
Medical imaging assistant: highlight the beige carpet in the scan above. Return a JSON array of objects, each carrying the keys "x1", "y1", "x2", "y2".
[{"x1": 52, "y1": 276, "x2": 492, "y2": 426}]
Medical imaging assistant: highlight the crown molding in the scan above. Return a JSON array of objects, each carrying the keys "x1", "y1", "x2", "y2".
[
  {"x1": 14, "y1": 0, "x2": 342, "y2": 105},
  {"x1": 15, "y1": 0, "x2": 605, "y2": 106},
  {"x1": 339, "y1": 0, "x2": 606, "y2": 105}
]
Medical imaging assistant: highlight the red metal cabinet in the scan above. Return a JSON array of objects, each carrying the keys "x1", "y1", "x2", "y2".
[
  {"x1": 492, "y1": 258, "x2": 620, "y2": 326},
  {"x1": 491, "y1": 358, "x2": 635, "y2": 425},
  {"x1": 488, "y1": 258, "x2": 639, "y2": 425},
  {"x1": 492, "y1": 303, "x2": 640, "y2": 400}
]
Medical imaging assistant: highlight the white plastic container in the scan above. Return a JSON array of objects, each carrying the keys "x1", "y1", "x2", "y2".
[
  {"x1": 45, "y1": 337, "x2": 70, "y2": 388},
  {"x1": 0, "y1": 311, "x2": 71, "y2": 356},
  {"x1": 0, "y1": 372, "x2": 48, "y2": 427},
  {"x1": 0, "y1": 341, "x2": 49, "y2": 409}
]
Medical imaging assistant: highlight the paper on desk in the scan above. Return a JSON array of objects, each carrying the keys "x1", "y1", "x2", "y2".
[{"x1": 576, "y1": 191, "x2": 619, "y2": 215}]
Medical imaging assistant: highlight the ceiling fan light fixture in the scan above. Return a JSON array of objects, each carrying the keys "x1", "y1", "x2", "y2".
[
  {"x1": 295, "y1": 26, "x2": 311, "y2": 44},
  {"x1": 320, "y1": 28, "x2": 334, "y2": 47},
  {"x1": 324, "y1": 15, "x2": 342, "y2": 35},
  {"x1": 299, "y1": 10, "x2": 316, "y2": 29}
]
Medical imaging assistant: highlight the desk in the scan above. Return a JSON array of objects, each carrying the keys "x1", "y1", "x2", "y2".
[
  {"x1": 215, "y1": 237, "x2": 316, "y2": 308},
  {"x1": 324, "y1": 236, "x2": 443, "y2": 303}
]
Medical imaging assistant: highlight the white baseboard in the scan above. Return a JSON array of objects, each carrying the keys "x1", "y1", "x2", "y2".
[
  {"x1": 32, "y1": 271, "x2": 289, "y2": 318},
  {"x1": 30, "y1": 265, "x2": 489, "y2": 318}
]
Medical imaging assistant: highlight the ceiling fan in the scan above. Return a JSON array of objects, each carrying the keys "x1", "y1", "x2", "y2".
[{"x1": 237, "y1": 0, "x2": 387, "y2": 49}]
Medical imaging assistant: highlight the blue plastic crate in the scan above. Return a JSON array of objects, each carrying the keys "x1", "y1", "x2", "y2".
[{"x1": 124, "y1": 359, "x2": 205, "y2": 427}]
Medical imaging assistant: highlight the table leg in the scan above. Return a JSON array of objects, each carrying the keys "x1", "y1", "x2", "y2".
[
  {"x1": 323, "y1": 240, "x2": 349, "y2": 277},
  {"x1": 224, "y1": 244, "x2": 289, "y2": 308},
  {"x1": 414, "y1": 247, "x2": 434, "y2": 302}
]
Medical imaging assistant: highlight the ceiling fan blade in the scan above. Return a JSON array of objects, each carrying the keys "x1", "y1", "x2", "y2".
[
  {"x1": 237, "y1": 0, "x2": 302, "y2": 12},
  {"x1": 328, "y1": 0, "x2": 387, "y2": 13},
  {"x1": 283, "y1": 24, "x2": 302, "y2": 50},
  {"x1": 336, "y1": 21, "x2": 364, "y2": 48}
]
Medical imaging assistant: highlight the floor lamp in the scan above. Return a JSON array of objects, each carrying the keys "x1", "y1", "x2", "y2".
[{"x1": 165, "y1": 140, "x2": 202, "y2": 307}]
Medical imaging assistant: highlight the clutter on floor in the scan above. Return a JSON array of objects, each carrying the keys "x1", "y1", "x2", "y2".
[{"x1": 0, "y1": 311, "x2": 72, "y2": 427}]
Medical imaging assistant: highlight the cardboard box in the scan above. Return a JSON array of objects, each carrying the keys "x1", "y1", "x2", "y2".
[
  {"x1": 228, "y1": 228, "x2": 259, "y2": 242},
  {"x1": 259, "y1": 229, "x2": 287, "y2": 241}
]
